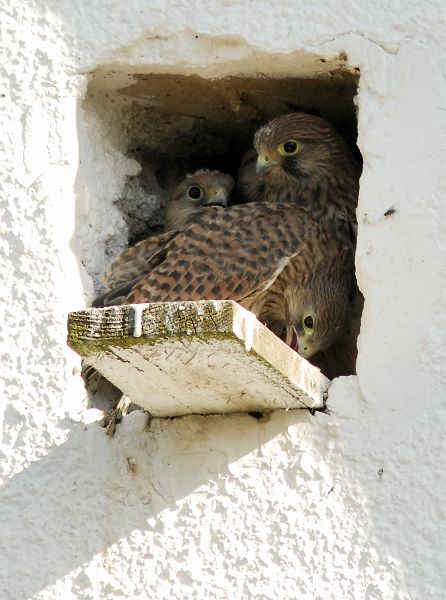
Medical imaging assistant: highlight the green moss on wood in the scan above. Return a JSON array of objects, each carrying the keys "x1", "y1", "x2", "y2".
[{"x1": 67, "y1": 301, "x2": 237, "y2": 350}]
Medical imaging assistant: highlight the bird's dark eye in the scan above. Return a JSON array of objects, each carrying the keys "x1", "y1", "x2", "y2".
[
  {"x1": 284, "y1": 141, "x2": 297, "y2": 153},
  {"x1": 303, "y1": 315, "x2": 314, "y2": 330},
  {"x1": 188, "y1": 186, "x2": 202, "y2": 200},
  {"x1": 278, "y1": 139, "x2": 301, "y2": 156}
]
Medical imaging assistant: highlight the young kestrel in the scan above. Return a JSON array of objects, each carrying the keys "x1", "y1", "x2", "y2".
[
  {"x1": 237, "y1": 112, "x2": 359, "y2": 228},
  {"x1": 254, "y1": 216, "x2": 355, "y2": 358},
  {"x1": 165, "y1": 169, "x2": 234, "y2": 230},
  {"x1": 85, "y1": 169, "x2": 234, "y2": 388},
  {"x1": 94, "y1": 169, "x2": 234, "y2": 307}
]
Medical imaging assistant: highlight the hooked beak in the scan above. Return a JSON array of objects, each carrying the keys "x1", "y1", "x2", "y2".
[
  {"x1": 256, "y1": 154, "x2": 278, "y2": 175},
  {"x1": 286, "y1": 326, "x2": 315, "y2": 358},
  {"x1": 205, "y1": 188, "x2": 229, "y2": 208}
]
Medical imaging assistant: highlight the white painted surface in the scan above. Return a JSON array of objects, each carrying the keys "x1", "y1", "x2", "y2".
[{"x1": 1, "y1": 1, "x2": 445, "y2": 599}]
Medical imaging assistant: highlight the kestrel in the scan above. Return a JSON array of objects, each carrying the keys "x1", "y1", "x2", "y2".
[
  {"x1": 255, "y1": 216, "x2": 355, "y2": 358},
  {"x1": 94, "y1": 169, "x2": 234, "y2": 307},
  {"x1": 237, "y1": 112, "x2": 359, "y2": 227},
  {"x1": 84, "y1": 169, "x2": 233, "y2": 393},
  {"x1": 100, "y1": 202, "x2": 354, "y2": 359}
]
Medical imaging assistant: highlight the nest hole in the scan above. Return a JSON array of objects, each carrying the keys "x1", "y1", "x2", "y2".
[{"x1": 79, "y1": 59, "x2": 361, "y2": 406}]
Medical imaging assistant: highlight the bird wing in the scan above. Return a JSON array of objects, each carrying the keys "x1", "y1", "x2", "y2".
[
  {"x1": 120, "y1": 202, "x2": 315, "y2": 305},
  {"x1": 103, "y1": 230, "x2": 180, "y2": 291}
]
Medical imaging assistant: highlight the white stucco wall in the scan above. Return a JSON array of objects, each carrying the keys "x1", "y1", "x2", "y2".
[{"x1": 1, "y1": 1, "x2": 445, "y2": 598}]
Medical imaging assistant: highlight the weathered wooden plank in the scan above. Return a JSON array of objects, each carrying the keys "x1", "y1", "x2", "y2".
[{"x1": 68, "y1": 300, "x2": 329, "y2": 417}]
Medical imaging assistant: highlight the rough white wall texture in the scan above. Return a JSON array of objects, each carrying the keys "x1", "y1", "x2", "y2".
[{"x1": 1, "y1": 1, "x2": 445, "y2": 598}]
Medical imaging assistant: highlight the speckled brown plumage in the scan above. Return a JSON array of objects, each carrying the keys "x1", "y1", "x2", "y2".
[
  {"x1": 123, "y1": 203, "x2": 316, "y2": 306},
  {"x1": 237, "y1": 112, "x2": 360, "y2": 226}
]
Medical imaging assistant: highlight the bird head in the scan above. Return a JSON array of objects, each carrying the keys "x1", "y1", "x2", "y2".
[
  {"x1": 166, "y1": 169, "x2": 235, "y2": 230},
  {"x1": 253, "y1": 112, "x2": 349, "y2": 183},
  {"x1": 283, "y1": 279, "x2": 352, "y2": 359}
]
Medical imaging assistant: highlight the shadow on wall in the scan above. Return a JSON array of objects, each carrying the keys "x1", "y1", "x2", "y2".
[{"x1": 0, "y1": 410, "x2": 315, "y2": 598}]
